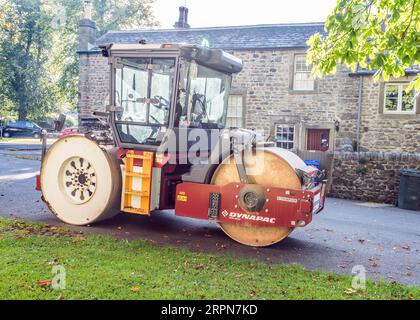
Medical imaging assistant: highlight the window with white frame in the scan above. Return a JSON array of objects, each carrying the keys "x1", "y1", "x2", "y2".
[
  {"x1": 276, "y1": 125, "x2": 295, "y2": 149},
  {"x1": 226, "y1": 94, "x2": 244, "y2": 128},
  {"x1": 293, "y1": 54, "x2": 315, "y2": 91},
  {"x1": 384, "y1": 83, "x2": 417, "y2": 114}
]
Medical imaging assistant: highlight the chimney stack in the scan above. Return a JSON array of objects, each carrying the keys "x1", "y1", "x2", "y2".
[
  {"x1": 174, "y1": 6, "x2": 190, "y2": 29},
  {"x1": 79, "y1": 0, "x2": 96, "y2": 51}
]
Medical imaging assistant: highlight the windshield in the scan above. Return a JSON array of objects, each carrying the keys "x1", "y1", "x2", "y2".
[
  {"x1": 114, "y1": 57, "x2": 175, "y2": 144},
  {"x1": 176, "y1": 61, "x2": 231, "y2": 129}
]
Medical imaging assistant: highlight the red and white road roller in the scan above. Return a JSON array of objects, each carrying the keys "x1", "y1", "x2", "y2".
[{"x1": 38, "y1": 43, "x2": 326, "y2": 247}]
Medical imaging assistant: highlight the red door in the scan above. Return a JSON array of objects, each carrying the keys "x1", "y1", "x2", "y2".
[{"x1": 307, "y1": 129, "x2": 330, "y2": 152}]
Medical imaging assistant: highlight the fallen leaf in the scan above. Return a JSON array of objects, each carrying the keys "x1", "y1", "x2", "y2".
[
  {"x1": 195, "y1": 263, "x2": 204, "y2": 270},
  {"x1": 358, "y1": 239, "x2": 365, "y2": 244},
  {"x1": 368, "y1": 257, "x2": 379, "y2": 267},
  {"x1": 23, "y1": 285, "x2": 34, "y2": 291},
  {"x1": 402, "y1": 245, "x2": 411, "y2": 251},
  {"x1": 406, "y1": 272, "x2": 412, "y2": 277},
  {"x1": 296, "y1": 287, "x2": 302, "y2": 294},
  {"x1": 345, "y1": 288, "x2": 356, "y2": 295},
  {"x1": 36, "y1": 279, "x2": 51, "y2": 288},
  {"x1": 131, "y1": 287, "x2": 140, "y2": 293},
  {"x1": 74, "y1": 235, "x2": 86, "y2": 241}
]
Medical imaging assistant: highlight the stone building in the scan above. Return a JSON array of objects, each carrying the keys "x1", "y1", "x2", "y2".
[{"x1": 77, "y1": 7, "x2": 420, "y2": 204}]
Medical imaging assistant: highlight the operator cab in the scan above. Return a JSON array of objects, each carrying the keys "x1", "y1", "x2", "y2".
[{"x1": 101, "y1": 43, "x2": 243, "y2": 150}]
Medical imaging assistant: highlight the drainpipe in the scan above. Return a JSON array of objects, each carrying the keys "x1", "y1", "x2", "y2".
[{"x1": 356, "y1": 76, "x2": 363, "y2": 152}]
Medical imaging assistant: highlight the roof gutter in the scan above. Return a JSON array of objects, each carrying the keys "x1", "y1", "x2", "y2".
[
  {"x1": 349, "y1": 70, "x2": 419, "y2": 77},
  {"x1": 356, "y1": 76, "x2": 363, "y2": 152}
]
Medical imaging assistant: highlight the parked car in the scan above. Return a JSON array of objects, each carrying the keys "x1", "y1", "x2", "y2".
[
  {"x1": 1, "y1": 121, "x2": 43, "y2": 138},
  {"x1": 60, "y1": 127, "x2": 80, "y2": 138}
]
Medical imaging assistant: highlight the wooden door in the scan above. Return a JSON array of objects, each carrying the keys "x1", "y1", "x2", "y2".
[{"x1": 307, "y1": 129, "x2": 330, "y2": 152}]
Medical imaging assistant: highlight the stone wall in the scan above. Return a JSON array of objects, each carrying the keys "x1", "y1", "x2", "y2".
[
  {"x1": 231, "y1": 49, "x2": 359, "y2": 151},
  {"x1": 330, "y1": 152, "x2": 420, "y2": 204},
  {"x1": 358, "y1": 76, "x2": 420, "y2": 153}
]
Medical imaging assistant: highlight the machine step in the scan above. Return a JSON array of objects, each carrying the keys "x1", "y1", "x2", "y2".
[
  {"x1": 123, "y1": 207, "x2": 150, "y2": 215},
  {"x1": 122, "y1": 151, "x2": 154, "y2": 216},
  {"x1": 126, "y1": 172, "x2": 150, "y2": 178},
  {"x1": 125, "y1": 154, "x2": 153, "y2": 160},
  {"x1": 125, "y1": 190, "x2": 149, "y2": 197}
]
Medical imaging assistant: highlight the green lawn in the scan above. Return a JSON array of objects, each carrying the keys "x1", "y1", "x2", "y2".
[{"x1": 0, "y1": 217, "x2": 418, "y2": 300}]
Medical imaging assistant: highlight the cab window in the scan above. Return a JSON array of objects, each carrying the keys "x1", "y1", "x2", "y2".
[
  {"x1": 177, "y1": 61, "x2": 231, "y2": 129},
  {"x1": 114, "y1": 57, "x2": 175, "y2": 144}
]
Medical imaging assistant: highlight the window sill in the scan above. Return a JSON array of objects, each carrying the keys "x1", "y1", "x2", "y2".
[{"x1": 379, "y1": 113, "x2": 419, "y2": 120}]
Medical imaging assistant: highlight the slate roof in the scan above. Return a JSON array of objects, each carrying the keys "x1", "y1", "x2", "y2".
[{"x1": 96, "y1": 23, "x2": 326, "y2": 50}]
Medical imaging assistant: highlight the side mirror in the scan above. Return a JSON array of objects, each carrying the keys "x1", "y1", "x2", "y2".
[{"x1": 54, "y1": 114, "x2": 66, "y2": 132}]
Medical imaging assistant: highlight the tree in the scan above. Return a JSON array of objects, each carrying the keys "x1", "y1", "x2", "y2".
[
  {"x1": 50, "y1": 0, "x2": 158, "y2": 111},
  {"x1": 307, "y1": 0, "x2": 420, "y2": 91},
  {"x1": 0, "y1": 0, "x2": 157, "y2": 121},
  {"x1": 0, "y1": 0, "x2": 58, "y2": 120}
]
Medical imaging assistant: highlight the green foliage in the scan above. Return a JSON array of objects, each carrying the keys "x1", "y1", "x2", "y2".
[
  {"x1": 49, "y1": 0, "x2": 158, "y2": 112},
  {"x1": 0, "y1": 0, "x2": 157, "y2": 120},
  {"x1": 0, "y1": 0, "x2": 58, "y2": 120},
  {"x1": 0, "y1": 218, "x2": 418, "y2": 300},
  {"x1": 307, "y1": 0, "x2": 420, "y2": 91}
]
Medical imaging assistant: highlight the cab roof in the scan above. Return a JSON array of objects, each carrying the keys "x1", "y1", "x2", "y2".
[{"x1": 100, "y1": 43, "x2": 243, "y2": 74}]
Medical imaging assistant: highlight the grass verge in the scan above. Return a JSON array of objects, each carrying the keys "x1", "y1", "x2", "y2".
[{"x1": 0, "y1": 217, "x2": 418, "y2": 300}]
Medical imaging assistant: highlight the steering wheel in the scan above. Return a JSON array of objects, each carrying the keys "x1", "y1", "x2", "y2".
[{"x1": 151, "y1": 96, "x2": 169, "y2": 110}]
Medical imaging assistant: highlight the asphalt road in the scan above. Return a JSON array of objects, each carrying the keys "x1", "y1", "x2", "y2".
[{"x1": 0, "y1": 148, "x2": 419, "y2": 285}]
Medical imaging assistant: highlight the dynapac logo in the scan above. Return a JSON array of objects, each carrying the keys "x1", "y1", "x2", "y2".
[{"x1": 221, "y1": 210, "x2": 276, "y2": 224}]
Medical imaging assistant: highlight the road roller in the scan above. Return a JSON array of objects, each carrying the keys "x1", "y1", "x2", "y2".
[{"x1": 37, "y1": 43, "x2": 326, "y2": 247}]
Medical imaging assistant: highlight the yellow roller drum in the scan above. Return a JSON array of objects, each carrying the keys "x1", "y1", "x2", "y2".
[{"x1": 212, "y1": 147, "x2": 306, "y2": 247}]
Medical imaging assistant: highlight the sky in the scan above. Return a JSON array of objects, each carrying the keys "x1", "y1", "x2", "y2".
[{"x1": 152, "y1": 0, "x2": 337, "y2": 28}]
